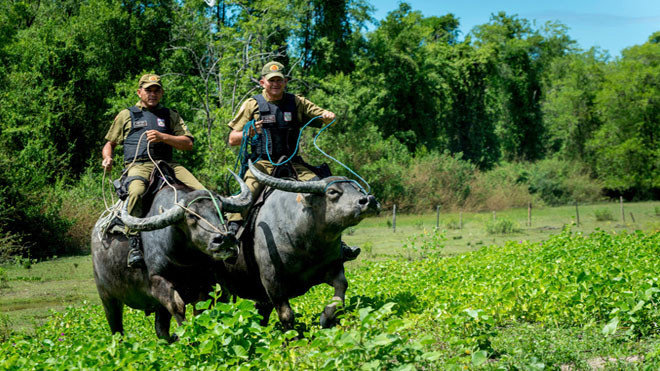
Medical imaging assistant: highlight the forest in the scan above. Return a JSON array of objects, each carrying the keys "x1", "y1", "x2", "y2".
[{"x1": 0, "y1": 0, "x2": 658, "y2": 260}]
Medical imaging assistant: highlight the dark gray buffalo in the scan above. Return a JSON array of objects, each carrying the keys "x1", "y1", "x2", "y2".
[
  {"x1": 91, "y1": 172, "x2": 251, "y2": 341},
  {"x1": 216, "y1": 160, "x2": 380, "y2": 330}
]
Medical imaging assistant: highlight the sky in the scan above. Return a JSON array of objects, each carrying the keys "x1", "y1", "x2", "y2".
[{"x1": 368, "y1": 0, "x2": 660, "y2": 57}]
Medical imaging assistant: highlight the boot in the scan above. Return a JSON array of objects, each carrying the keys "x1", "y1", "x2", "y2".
[
  {"x1": 341, "y1": 241, "x2": 361, "y2": 262},
  {"x1": 127, "y1": 234, "x2": 145, "y2": 268}
]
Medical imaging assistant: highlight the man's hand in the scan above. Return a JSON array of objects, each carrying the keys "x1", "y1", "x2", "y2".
[
  {"x1": 102, "y1": 157, "x2": 113, "y2": 171},
  {"x1": 146, "y1": 130, "x2": 165, "y2": 143},
  {"x1": 321, "y1": 110, "x2": 336, "y2": 122},
  {"x1": 249, "y1": 120, "x2": 263, "y2": 137}
]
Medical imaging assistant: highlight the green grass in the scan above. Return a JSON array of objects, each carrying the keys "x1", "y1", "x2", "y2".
[{"x1": 344, "y1": 200, "x2": 659, "y2": 257}]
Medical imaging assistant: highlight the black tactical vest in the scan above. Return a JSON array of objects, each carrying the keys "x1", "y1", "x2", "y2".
[
  {"x1": 123, "y1": 106, "x2": 173, "y2": 163},
  {"x1": 250, "y1": 93, "x2": 301, "y2": 160}
]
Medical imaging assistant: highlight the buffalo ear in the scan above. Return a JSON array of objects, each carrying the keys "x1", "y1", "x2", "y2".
[{"x1": 296, "y1": 193, "x2": 314, "y2": 207}]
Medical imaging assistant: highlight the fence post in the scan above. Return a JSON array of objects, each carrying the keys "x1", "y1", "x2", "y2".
[
  {"x1": 392, "y1": 204, "x2": 396, "y2": 233},
  {"x1": 630, "y1": 212, "x2": 635, "y2": 223},
  {"x1": 527, "y1": 202, "x2": 532, "y2": 227},
  {"x1": 436, "y1": 205, "x2": 440, "y2": 229},
  {"x1": 575, "y1": 201, "x2": 580, "y2": 227},
  {"x1": 459, "y1": 211, "x2": 463, "y2": 230},
  {"x1": 620, "y1": 196, "x2": 625, "y2": 222}
]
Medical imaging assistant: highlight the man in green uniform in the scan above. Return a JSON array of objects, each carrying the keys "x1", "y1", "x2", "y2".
[
  {"x1": 225, "y1": 61, "x2": 360, "y2": 261},
  {"x1": 102, "y1": 74, "x2": 205, "y2": 268}
]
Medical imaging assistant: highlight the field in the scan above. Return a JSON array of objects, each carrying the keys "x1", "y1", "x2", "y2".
[{"x1": 1, "y1": 201, "x2": 659, "y2": 369}]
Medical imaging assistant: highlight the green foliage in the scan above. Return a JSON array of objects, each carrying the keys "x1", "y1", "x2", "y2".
[
  {"x1": 485, "y1": 218, "x2": 520, "y2": 235},
  {"x1": 587, "y1": 39, "x2": 660, "y2": 195},
  {"x1": 527, "y1": 158, "x2": 603, "y2": 206},
  {"x1": 2, "y1": 230, "x2": 659, "y2": 368},
  {"x1": 594, "y1": 208, "x2": 615, "y2": 221}
]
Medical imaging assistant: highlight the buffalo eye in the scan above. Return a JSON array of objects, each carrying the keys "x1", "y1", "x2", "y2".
[{"x1": 326, "y1": 188, "x2": 342, "y2": 198}]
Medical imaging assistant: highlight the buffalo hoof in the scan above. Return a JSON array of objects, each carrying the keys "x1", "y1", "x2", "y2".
[{"x1": 319, "y1": 312, "x2": 336, "y2": 328}]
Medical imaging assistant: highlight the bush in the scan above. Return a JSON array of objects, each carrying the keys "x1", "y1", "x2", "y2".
[
  {"x1": 463, "y1": 164, "x2": 533, "y2": 212},
  {"x1": 594, "y1": 209, "x2": 615, "y2": 221},
  {"x1": 0, "y1": 156, "x2": 75, "y2": 262},
  {"x1": 485, "y1": 218, "x2": 520, "y2": 235},
  {"x1": 527, "y1": 159, "x2": 604, "y2": 206},
  {"x1": 402, "y1": 151, "x2": 475, "y2": 212}
]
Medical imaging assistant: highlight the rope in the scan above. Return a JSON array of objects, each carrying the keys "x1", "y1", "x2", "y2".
[
  {"x1": 100, "y1": 129, "x2": 227, "y2": 235},
  {"x1": 236, "y1": 114, "x2": 371, "y2": 194}
]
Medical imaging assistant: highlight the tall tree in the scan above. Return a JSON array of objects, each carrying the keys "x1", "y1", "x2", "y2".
[{"x1": 588, "y1": 36, "x2": 660, "y2": 196}]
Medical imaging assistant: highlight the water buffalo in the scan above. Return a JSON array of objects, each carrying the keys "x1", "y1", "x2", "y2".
[
  {"x1": 216, "y1": 160, "x2": 380, "y2": 330},
  {"x1": 91, "y1": 172, "x2": 251, "y2": 341}
]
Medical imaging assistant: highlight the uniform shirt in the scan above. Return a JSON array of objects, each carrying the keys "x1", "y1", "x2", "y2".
[
  {"x1": 227, "y1": 90, "x2": 327, "y2": 131},
  {"x1": 105, "y1": 101, "x2": 193, "y2": 144}
]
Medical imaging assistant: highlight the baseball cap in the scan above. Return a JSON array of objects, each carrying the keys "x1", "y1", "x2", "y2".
[
  {"x1": 138, "y1": 74, "x2": 163, "y2": 89},
  {"x1": 261, "y1": 62, "x2": 285, "y2": 80}
]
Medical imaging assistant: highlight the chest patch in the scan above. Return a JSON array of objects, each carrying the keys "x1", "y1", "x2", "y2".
[
  {"x1": 157, "y1": 118, "x2": 166, "y2": 127},
  {"x1": 284, "y1": 112, "x2": 292, "y2": 122},
  {"x1": 262, "y1": 114, "x2": 276, "y2": 124},
  {"x1": 134, "y1": 120, "x2": 148, "y2": 128}
]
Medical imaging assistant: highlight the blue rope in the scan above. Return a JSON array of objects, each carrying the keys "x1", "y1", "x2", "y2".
[
  {"x1": 235, "y1": 115, "x2": 371, "y2": 194},
  {"x1": 313, "y1": 120, "x2": 371, "y2": 194}
]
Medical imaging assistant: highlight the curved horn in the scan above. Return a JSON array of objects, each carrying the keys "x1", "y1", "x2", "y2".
[
  {"x1": 215, "y1": 169, "x2": 252, "y2": 212},
  {"x1": 248, "y1": 160, "x2": 326, "y2": 194},
  {"x1": 120, "y1": 200, "x2": 185, "y2": 231}
]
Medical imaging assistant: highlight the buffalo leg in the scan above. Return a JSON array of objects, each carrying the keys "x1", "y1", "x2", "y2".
[
  {"x1": 154, "y1": 306, "x2": 176, "y2": 342},
  {"x1": 320, "y1": 266, "x2": 348, "y2": 328},
  {"x1": 149, "y1": 275, "x2": 186, "y2": 325},
  {"x1": 101, "y1": 297, "x2": 124, "y2": 335},
  {"x1": 255, "y1": 302, "x2": 273, "y2": 326},
  {"x1": 272, "y1": 299, "x2": 295, "y2": 330}
]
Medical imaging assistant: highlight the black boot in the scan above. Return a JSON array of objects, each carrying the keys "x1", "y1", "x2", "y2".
[
  {"x1": 341, "y1": 241, "x2": 361, "y2": 262},
  {"x1": 127, "y1": 234, "x2": 145, "y2": 268}
]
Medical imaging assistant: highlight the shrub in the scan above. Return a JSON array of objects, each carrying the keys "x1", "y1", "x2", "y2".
[
  {"x1": 402, "y1": 151, "x2": 475, "y2": 212},
  {"x1": 527, "y1": 159, "x2": 604, "y2": 206},
  {"x1": 445, "y1": 218, "x2": 461, "y2": 230},
  {"x1": 594, "y1": 209, "x2": 615, "y2": 221},
  {"x1": 485, "y1": 218, "x2": 520, "y2": 235},
  {"x1": 463, "y1": 166, "x2": 533, "y2": 212}
]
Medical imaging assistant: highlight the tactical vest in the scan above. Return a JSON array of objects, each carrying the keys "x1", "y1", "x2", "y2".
[
  {"x1": 250, "y1": 93, "x2": 301, "y2": 161},
  {"x1": 123, "y1": 106, "x2": 173, "y2": 163}
]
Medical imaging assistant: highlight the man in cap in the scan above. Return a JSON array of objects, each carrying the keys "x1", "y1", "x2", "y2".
[
  {"x1": 225, "y1": 61, "x2": 360, "y2": 261},
  {"x1": 101, "y1": 73, "x2": 206, "y2": 268}
]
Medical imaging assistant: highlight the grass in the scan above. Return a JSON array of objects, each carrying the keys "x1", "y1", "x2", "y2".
[
  {"x1": 343, "y1": 200, "x2": 660, "y2": 258},
  {"x1": 0, "y1": 200, "x2": 659, "y2": 337}
]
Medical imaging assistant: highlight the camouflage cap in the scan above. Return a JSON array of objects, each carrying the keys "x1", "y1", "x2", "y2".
[
  {"x1": 138, "y1": 74, "x2": 163, "y2": 89},
  {"x1": 261, "y1": 61, "x2": 285, "y2": 80}
]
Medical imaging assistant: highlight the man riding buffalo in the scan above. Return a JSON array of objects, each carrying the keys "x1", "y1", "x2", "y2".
[
  {"x1": 225, "y1": 61, "x2": 360, "y2": 261},
  {"x1": 101, "y1": 74, "x2": 207, "y2": 268}
]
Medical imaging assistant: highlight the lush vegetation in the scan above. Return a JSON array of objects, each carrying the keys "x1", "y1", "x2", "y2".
[
  {"x1": 1, "y1": 229, "x2": 659, "y2": 368},
  {"x1": 0, "y1": 1, "x2": 658, "y2": 258}
]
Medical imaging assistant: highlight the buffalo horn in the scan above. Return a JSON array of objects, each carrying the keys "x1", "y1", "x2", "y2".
[
  {"x1": 248, "y1": 160, "x2": 326, "y2": 194},
  {"x1": 214, "y1": 170, "x2": 252, "y2": 212},
  {"x1": 120, "y1": 200, "x2": 185, "y2": 231}
]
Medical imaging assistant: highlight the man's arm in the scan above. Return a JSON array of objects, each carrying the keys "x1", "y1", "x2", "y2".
[
  {"x1": 146, "y1": 130, "x2": 193, "y2": 151},
  {"x1": 102, "y1": 141, "x2": 117, "y2": 171}
]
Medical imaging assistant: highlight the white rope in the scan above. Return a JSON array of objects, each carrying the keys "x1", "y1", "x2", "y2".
[{"x1": 99, "y1": 129, "x2": 225, "y2": 235}]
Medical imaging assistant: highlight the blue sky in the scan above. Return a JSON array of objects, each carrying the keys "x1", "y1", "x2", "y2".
[{"x1": 368, "y1": 0, "x2": 660, "y2": 57}]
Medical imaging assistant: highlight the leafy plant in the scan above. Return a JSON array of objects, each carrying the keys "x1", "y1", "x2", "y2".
[
  {"x1": 594, "y1": 208, "x2": 615, "y2": 221},
  {"x1": 485, "y1": 218, "x2": 520, "y2": 234}
]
